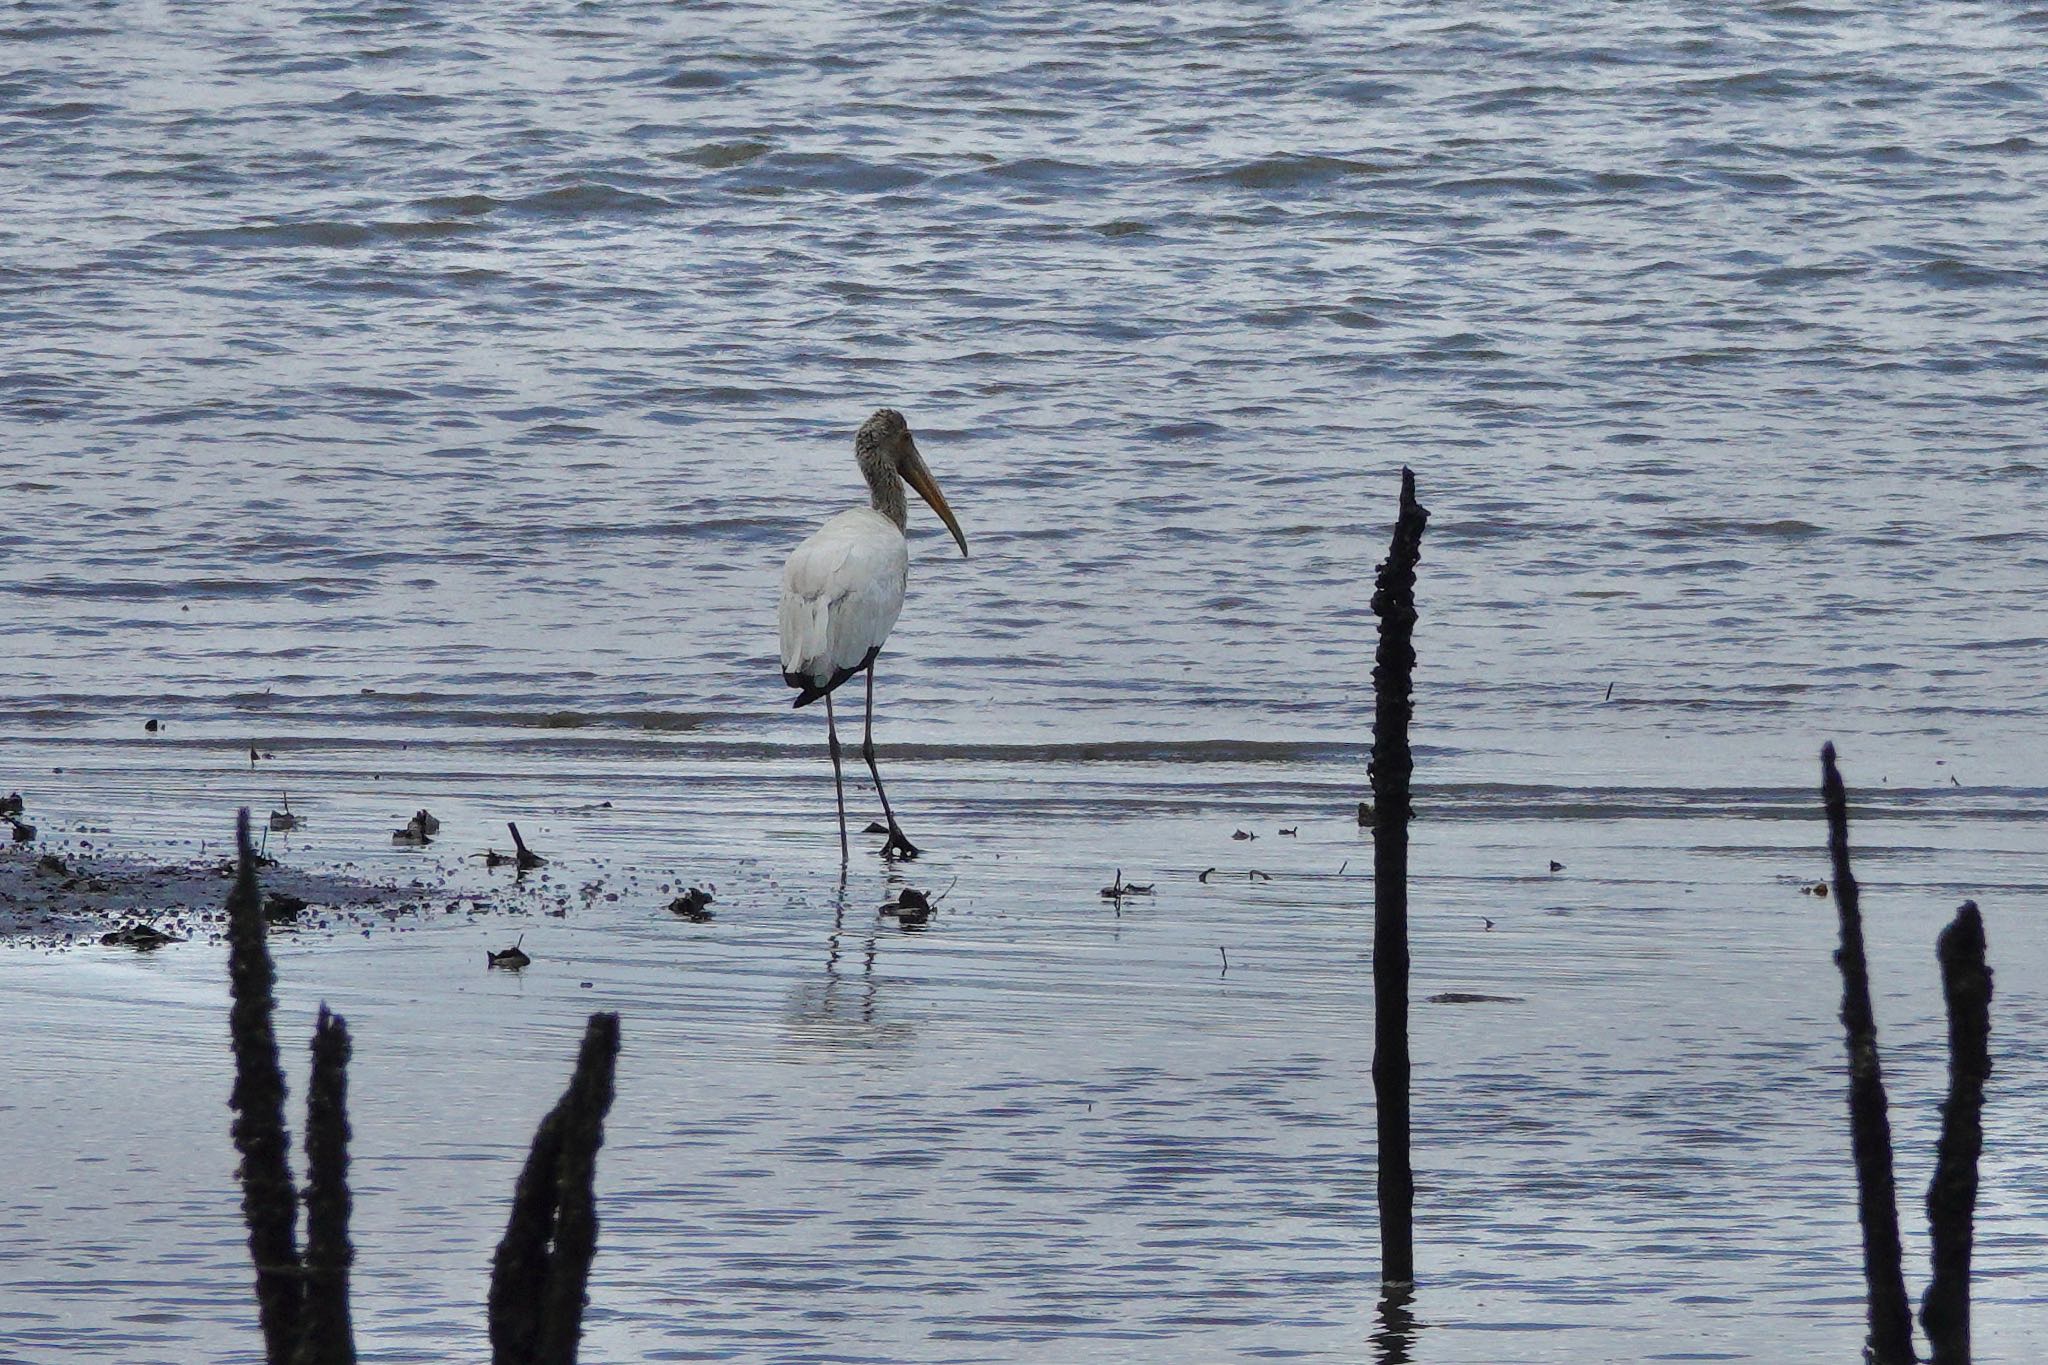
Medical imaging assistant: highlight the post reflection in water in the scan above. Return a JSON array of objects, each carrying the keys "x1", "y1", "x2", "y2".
[{"x1": 1372, "y1": 1284, "x2": 1417, "y2": 1365}]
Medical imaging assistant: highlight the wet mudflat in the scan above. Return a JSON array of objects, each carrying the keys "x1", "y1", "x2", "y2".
[{"x1": 2, "y1": 739, "x2": 2044, "y2": 1363}]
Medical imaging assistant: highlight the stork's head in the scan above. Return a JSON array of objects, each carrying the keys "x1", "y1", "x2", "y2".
[{"x1": 857, "y1": 408, "x2": 969, "y2": 557}]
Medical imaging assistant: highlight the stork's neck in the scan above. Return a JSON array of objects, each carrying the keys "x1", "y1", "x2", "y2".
[{"x1": 857, "y1": 439, "x2": 907, "y2": 530}]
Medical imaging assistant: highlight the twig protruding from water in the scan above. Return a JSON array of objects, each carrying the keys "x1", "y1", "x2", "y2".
[
  {"x1": 509, "y1": 822, "x2": 546, "y2": 871},
  {"x1": 1821, "y1": 743, "x2": 1917, "y2": 1365}
]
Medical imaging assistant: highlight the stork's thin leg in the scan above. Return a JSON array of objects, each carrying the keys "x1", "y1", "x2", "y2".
[
  {"x1": 824, "y1": 691, "x2": 849, "y2": 862},
  {"x1": 862, "y1": 665, "x2": 920, "y2": 858}
]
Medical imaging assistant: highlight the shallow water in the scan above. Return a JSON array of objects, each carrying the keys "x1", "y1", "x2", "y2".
[
  {"x1": 4, "y1": 1, "x2": 2048, "y2": 1360},
  {"x1": 5, "y1": 0, "x2": 2048, "y2": 784},
  {"x1": 3, "y1": 747, "x2": 2045, "y2": 1362}
]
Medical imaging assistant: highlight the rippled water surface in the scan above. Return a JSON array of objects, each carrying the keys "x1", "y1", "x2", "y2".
[{"x1": 4, "y1": 1, "x2": 2047, "y2": 1360}]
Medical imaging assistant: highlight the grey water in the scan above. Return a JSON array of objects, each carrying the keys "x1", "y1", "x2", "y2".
[{"x1": 3, "y1": 2, "x2": 2047, "y2": 1360}]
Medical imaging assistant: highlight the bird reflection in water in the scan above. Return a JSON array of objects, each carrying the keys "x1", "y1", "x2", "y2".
[{"x1": 784, "y1": 879, "x2": 912, "y2": 1050}]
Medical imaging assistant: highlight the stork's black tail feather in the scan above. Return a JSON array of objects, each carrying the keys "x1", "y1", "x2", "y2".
[
  {"x1": 786, "y1": 674, "x2": 829, "y2": 709},
  {"x1": 784, "y1": 649, "x2": 880, "y2": 709}
]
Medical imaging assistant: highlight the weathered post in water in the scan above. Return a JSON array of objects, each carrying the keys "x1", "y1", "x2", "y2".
[
  {"x1": 299, "y1": 1005, "x2": 357, "y2": 1365},
  {"x1": 224, "y1": 810, "x2": 620, "y2": 1364},
  {"x1": 1819, "y1": 745, "x2": 1917, "y2": 1365},
  {"x1": 1921, "y1": 901, "x2": 1992, "y2": 1364},
  {"x1": 1370, "y1": 467, "x2": 1428, "y2": 1288},
  {"x1": 225, "y1": 809, "x2": 307, "y2": 1363},
  {"x1": 489, "y1": 1011, "x2": 622, "y2": 1365}
]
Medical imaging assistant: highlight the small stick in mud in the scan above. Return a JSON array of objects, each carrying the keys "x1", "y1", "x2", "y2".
[
  {"x1": 1371, "y1": 465, "x2": 1428, "y2": 1291},
  {"x1": 508, "y1": 822, "x2": 546, "y2": 871},
  {"x1": 1820, "y1": 743, "x2": 1916, "y2": 1365},
  {"x1": 1921, "y1": 901, "x2": 1993, "y2": 1364},
  {"x1": 1099, "y1": 870, "x2": 1155, "y2": 900},
  {"x1": 488, "y1": 936, "x2": 532, "y2": 970}
]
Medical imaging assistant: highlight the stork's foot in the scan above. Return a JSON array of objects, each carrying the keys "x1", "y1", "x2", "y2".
[{"x1": 880, "y1": 825, "x2": 921, "y2": 859}]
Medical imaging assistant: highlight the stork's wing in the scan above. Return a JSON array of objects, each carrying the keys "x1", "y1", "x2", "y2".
[{"x1": 778, "y1": 510, "x2": 909, "y2": 687}]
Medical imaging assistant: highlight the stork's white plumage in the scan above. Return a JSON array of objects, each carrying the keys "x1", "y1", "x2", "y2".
[
  {"x1": 779, "y1": 409, "x2": 967, "y2": 860},
  {"x1": 778, "y1": 508, "x2": 908, "y2": 702}
]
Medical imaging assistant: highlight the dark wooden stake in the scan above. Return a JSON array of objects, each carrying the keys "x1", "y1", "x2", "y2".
[
  {"x1": 226, "y1": 807, "x2": 305, "y2": 1362},
  {"x1": 295, "y1": 1005, "x2": 356, "y2": 1365},
  {"x1": 1821, "y1": 744, "x2": 1917, "y2": 1365},
  {"x1": 1921, "y1": 901, "x2": 1992, "y2": 1364},
  {"x1": 490, "y1": 1012, "x2": 623, "y2": 1365},
  {"x1": 509, "y1": 821, "x2": 546, "y2": 871},
  {"x1": 1370, "y1": 467, "x2": 1428, "y2": 1289}
]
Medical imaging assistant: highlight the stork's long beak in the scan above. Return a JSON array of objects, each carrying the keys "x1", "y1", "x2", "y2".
[{"x1": 900, "y1": 442, "x2": 969, "y2": 558}]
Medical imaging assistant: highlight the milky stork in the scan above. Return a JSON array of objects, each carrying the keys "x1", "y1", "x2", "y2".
[{"x1": 779, "y1": 409, "x2": 968, "y2": 859}]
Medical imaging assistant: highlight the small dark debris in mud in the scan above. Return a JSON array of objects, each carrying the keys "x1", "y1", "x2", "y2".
[
  {"x1": 1804, "y1": 881, "x2": 1829, "y2": 897},
  {"x1": 1247, "y1": 869, "x2": 1272, "y2": 882},
  {"x1": 1232, "y1": 829, "x2": 1255, "y2": 841},
  {"x1": 265, "y1": 892, "x2": 309, "y2": 923},
  {"x1": 1, "y1": 793, "x2": 23, "y2": 817},
  {"x1": 1099, "y1": 869, "x2": 1154, "y2": 899},
  {"x1": 881, "y1": 881, "x2": 950, "y2": 928},
  {"x1": 101, "y1": 922, "x2": 181, "y2": 950},
  {"x1": 3, "y1": 846, "x2": 418, "y2": 944},
  {"x1": 862, "y1": 821, "x2": 890, "y2": 835},
  {"x1": 8, "y1": 818, "x2": 34, "y2": 843},
  {"x1": 507, "y1": 822, "x2": 545, "y2": 870},
  {"x1": 1199, "y1": 867, "x2": 1217, "y2": 883},
  {"x1": 1549, "y1": 860, "x2": 1565, "y2": 873},
  {"x1": 667, "y1": 887, "x2": 715, "y2": 922},
  {"x1": 1278, "y1": 826, "x2": 1298, "y2": 837},
  {"x1": 488, "y1": 936, "x2": 531, "y2": 970},
  {"x1": 393, "y1": 809, "x2": 441, "y2": 845},
  {"x1": 144, "y1": 718, "x2": 160, "y2": 733},
  {"x1": 481, "y1": 848, "x2": 516, "y2": 868},
  {"x1": 1482, "y1": 917, "x2": 1495, "y2": 930},
  {"x1": 268, "y1": 795, "x2": 301, "y2": 832},
  {"x1": 1428, "y1": 992, "x2": 1524, "y2": 1005}
]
